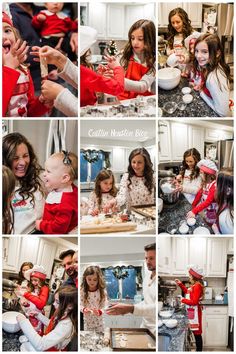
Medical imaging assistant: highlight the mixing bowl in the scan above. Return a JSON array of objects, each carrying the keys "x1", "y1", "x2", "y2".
[
  {"x1": 2, "y1": 311, "x2": 21, "y2": 333},
  {"x1": 158, "y1": 68, "x2": 181, "y2": 90}
]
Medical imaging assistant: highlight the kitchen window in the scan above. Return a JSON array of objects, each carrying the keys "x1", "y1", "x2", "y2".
[{"x1": 80, "y1": 150, "x2": 111, "y2": 182}]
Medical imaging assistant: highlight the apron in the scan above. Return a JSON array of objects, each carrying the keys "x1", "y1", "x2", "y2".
[
  {"x1": 201, "y1": 181, "x2": 217, "y2": 224},
  {"x1": 185, "y1": 295, "x2": 200, "y2": 331}
]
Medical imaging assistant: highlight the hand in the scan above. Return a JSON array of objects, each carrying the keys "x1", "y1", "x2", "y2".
[
  {"x1": 16, "y1": 314, "x2": 26, "y2": 322},
  {"x1": 90, "y1": 209, "x2": 99, "y2": 216},
  {"x1": 92, "y1": 309, "x2": 102, "y2": 316},
  {"x1": 3, "y1": 39, "x2": 28, "y2": 69},
  {"x1": 35, "y1": 219, "x2": 42, "y2": 230},
  {"x1": 30, "y1": 46, "x2": 67, "y2": 71},
  {"x1": 186, "y1": 211, "x2": 195, "y2": 219},
  {"x1": 105, "y1": 303, "x2": 134, "y2": 316},
  {"x1": 104, "y1": 54, "x2": 120, "y2": 69},
  {"x1": 97, "y1": 64, "x2": 114, "y2": 78},
  {"x1": 83, "y1": 308, "x2": 93, "y2": 315},
  {"x1": 212, "y1": 223, "x2": 220, "y2": 234},
  {"x1": 39, "y1": 95, "x2": 54, "y2": 109},
  {"x1": 15, "y1": 286, "x2": 25, "y2": 297},
  {"x1": 70, "y1": 32, "x2": 78, "y2": 53},
  {"x1": 41, "y1": 80, "x2": 64, "y2": 101},
  {"x1": 28, "y1": 311, "x2": 39, "y2": 318},
  {"x1": 37, "y1": 14, "x2": 46, "y2": 22},
  {"x1": 175, "y1": 278, "x2": 181, "y2": 285},
  {"x1": 55, "y1": 37, "x2": 64, "y2": 51},
  {"x1": 176, "y1": 185, "x2": 183, "y2": 192}
]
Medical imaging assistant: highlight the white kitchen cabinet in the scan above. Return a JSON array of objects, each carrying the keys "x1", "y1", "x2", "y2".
[
  {"x1": 188, "y1": 125, "x2": 204, "y2": 158},
  {"x1": 125, "y1": 4, "x2": 155, "y2": 35},
  {"x1": 205, "y1": 128, "x2": 233, "y2": 142},
  {"x1": 171, "y1": 123, "x2": 188, "y2": 161},
  {"x1": 171, "y1": 238, "x2": 188, "y2": 276},
  {"x1": 227, "y1": 238, "x2": 234, "y2": 254},
  {"x1": 3, "y1": 237, "x2": 21, "y2": 272},
  {"x1": 112, "y1": 147, "x2": 126, "y2": 172},
  {"x1": 89, "y1": 3, "x2": 106, "y2": 39},
  {"x1": 158, "y1": 3, "x2": 182, "y2": 27},
  {"x1": 158, "y1": 121, "x2": 171, "y2": 162},
  {"x1": 203, "y1": 306, "x2": 228, "y2": 347},
  {"x1": 158, "y1": 237, "x2": 171, "y2": 275},
  {"x1": 182, "y1": 3, "x2": 202, "y2": 28},
  {"x1": 107, "y1": 4, "x2": 125, "y2": 39},
  {"x1": 189, "y1": 238, "x2": 207, "y2": 275},
  {"x1": 18, "y1": 237, "x2": 40, "y2": 269},
  {"x1": 206, "y1": 239, "x2": 227, "y2": 277},
  {"x1": 37, "y1": 239, "x2": 57, "y2": 278}
]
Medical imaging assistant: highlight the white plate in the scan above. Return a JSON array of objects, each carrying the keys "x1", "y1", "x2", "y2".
[
  {"x1": 158, "y1": 320, "x2": 163, "y2": 327},
  {"x1": 193, "y1": 226, "x2": 210, "y2": 235}
]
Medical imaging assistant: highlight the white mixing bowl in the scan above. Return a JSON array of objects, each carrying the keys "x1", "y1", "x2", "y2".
[
  {"x1": 2, "y1": 311, "x2": 21, "y2": 333},
  {"x1": 158, "y1": 68, "x2": 181, "y2": 90}
]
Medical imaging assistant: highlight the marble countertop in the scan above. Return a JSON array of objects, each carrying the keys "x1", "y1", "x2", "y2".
[
  {"x1": 3, "y1": 329, "x2": 22, "y2": 352},
  {"x1": 158, "y1": 77, "x2": 219, "y2": 117},
  {"x1": 158, "y1": 194, "x2": 213, "y2": 234}
]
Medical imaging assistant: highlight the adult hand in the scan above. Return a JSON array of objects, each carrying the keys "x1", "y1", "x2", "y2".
[
  {"x1": 212, "y1": 223, "x2": 220, "y2": 234},
  {"x1": 35, "y1": 219, "x2": 42, "y2": 231},
  {"x1": 186, "y1": 211, "x2": 195, "y2": 219},
  {"x1": 70, "y1": 32, "x2": 78, "y2": 53},
  {"x1": 30, "y1": 46, "x2": 67, "y2": 71},
  {"x1": 105, "y1": 303, "x2": 134, "y2": 316},
  {"x1": 37, "y1": 14, "x2": 46, "y2": 22},
  {"x1": 41, "y1": 80, "x2": 64, "y2": 101}
]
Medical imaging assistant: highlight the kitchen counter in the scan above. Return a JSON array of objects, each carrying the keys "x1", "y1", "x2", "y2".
[
  {"x1": 158, "y1": 308, "x2": 189, "y2": 352},
  {"x1": 158, "y1": 194, "x2": 213, "y2": 234},
  {"x1": 80, "y1": 331, "x2": 110, "y2": 352},
  {"x1": 201, "y1": 299, "x2": 228, "y2": 306},
  {"x1": 158, "y1": 77, "x2": 219, "y2": 117},
  {"x1": 3, "y1": 329, "x2": 22, "y2": 352}
]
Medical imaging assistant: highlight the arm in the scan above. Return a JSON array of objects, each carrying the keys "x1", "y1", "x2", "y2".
[
  {"x1": 87, "y1": 192, "x2": 97, "y2": 215},
  {"x1": 31, "y1": 13, "x2": 44, "y2": 30},
  {"x1": 192, "y1": 184, "x2": 216, "y2": 215},
  {"x1": 54, "y1": 88, "x2": 78, "y2": 117},
  {"x1": 177, "y1": 281, "x2": 188, "y2": 294},
  {"x1": 192, "y1": 188, "x2": 203, "y2": 208},
  {"x1": 27, "y1": 73, "x2": 49, "y2": 117},
  {"x1": 116, "y1": 174, "x2": 128, "y2": 207},
  {"x1": 37, "y1": 312, "x2": 50, "y2": 326},
  {"x1": 58, "y1": 59, "x2": 78, "y2": 89},
  {"x1": 39, "y1": 206, "x2": 76, "y2": 234},
  {"x1": 24, "y1": 286, "x2": 49, "y2": 310},
  {"x1": 182, "y1": 176, "x2": 202, "y2": 195},
  {"x1": 124, "y1": 69, "x2": 155, "y2": 93},
  {"x1": 2, "y1": 67, "x2": 20, "y2": 116},
  {"x1": 133, "y1": 302, "x2": 155, "y2": 318},
  {"x1": 182, "y1": 283, "x2": 202, "y2": 306}
]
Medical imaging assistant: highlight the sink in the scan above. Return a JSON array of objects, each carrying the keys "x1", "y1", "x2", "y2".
[{"x1": 158, "y1": 333, "x2": 171, "y2": 352}]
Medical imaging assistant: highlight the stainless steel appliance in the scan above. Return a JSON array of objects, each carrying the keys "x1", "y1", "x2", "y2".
[
  {"x1": 159, "y1": 177, "x2": 180, "y2": 204},
  {"x1": 2, "y1": 279, "x2": 19, "y2": 311},
  {"x1": 216, "y1": 140, "x2": 234, "y2": 169}
]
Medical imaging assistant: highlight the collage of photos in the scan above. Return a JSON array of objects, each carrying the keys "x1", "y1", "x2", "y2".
[{"x1": 1, "y1": 0, "x2": 235, "y2": 353}]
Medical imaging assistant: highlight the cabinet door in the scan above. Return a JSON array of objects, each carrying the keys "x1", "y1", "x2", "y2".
[
  {"x1": 171, "y1": 123, "x2": 188, "y2": 161},
  {"x1": 18, "y1": 237, "x2": 40, "y2": 269},
  {"x1": 112, "y1": 148, "x2": 125, "y2": 172},
  {"x1": 227, "y1": 238, "x2": 234, "y2": 254},
  {"x1": 89, "y1": 3, "x2": 106, "y2": 39},
  {"x1": 205, "y1": 314, "x2": 228, "y2": 346},
  {"x1": 125, "y1": 5, "x2": 144, "y2": 36},
  {"x1": 182, "y1": 3, "x2": 202, "y2": 27},
  {"x1": 37, "y1": 239, "x2": 57, "y2": 278},
  {"x1": 207, "y1": 239, "x2": 227, "y2": 277},
  {"x1": 188, "y1": 125, "x2": 204, "y2": 158},
  {"x1": 158, "y1": 121, "x2": 171, "y2": 162},
  {"x1": 172, "y1": 238, "x2": 188, "y2": 275},
  {"x1": 107, "y1": 4, "x2": 125, "y2": 39},
  {"x1": 158, "y1": 3, "x2": 182, "y2": 27},
  {"x1": 3, "y1": 237, "x2": 21, "y2": 272},
  {"x1": 189, "y1": 238, "x2": 207, "y2": 275},
  {"x1": 158, "y1": 237, "x2": 171, "y2": 275}
]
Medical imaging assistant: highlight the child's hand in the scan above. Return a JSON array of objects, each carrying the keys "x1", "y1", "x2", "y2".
[
  {"x1": 35, "y1": 219, "x2": 42, "y2": 230},
  {"x1": 39, "y1": 95, "x2": 54, "y2": 109},
  {"x1": 212, "y1": 223, "x2": 220, "y2": 234},
  {"x1": 186, "y1": 211, "x2": 195, "y2": 219},
  {"x1": 90, "y1": 209, "x2": 99, "y2": 216},
  {"x1": 16, "y1": 314, "x2": 26, "y2": 322},
  {"x1": 30, "y1": 46, "x2": 67, "y2": 71},
  {"x1": 41, "y1": 80, "x2": 64, "y2": 100},
  {"x1": 2, "y1": 39, "x2": 28, "y2": 69},
  {"x1": 92, "y1": 309, "x2": 102, "y2": 316},
  {"x1": 97, "y1": 64, "x2": 114, "y2": 78},
  {"x1": 83, "y1": 308, "x2": 93, "y2": 315},
  {"x1": 28, "y1": 311, "x2": 39, "y2": 318},
  {"x1": 37, "y1": 14, "x2": 46, "y2": 22},
  {"x1": 70, "y1": 32, "x2": 78, "y2": 53},
  {"x1": 104, "y1": 54, "x2": 120, "y2": 69}
]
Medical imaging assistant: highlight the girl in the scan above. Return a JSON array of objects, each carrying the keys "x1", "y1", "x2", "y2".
[
  {"x1": 2, "y1": 12, "x2": 51, "y2": 117},
  {"x1": 18, "y1": 261, "x2": 33, "y2": 287},
  {"x1": 175, "y1": 148, "x2": 202, "y2": 204},
  {"x1": 16, "y1": 265, "x2": 49, "y2": 336},
  {"x1": 17, "y1": 285, "x2": 77, "y2": 351},
  {"x1": 190, "y1": 33, "x2": 231, "y2": 117},
  {"x1": 175, "y1": 265, "x2": 204, "y2": 352},
  {"x1": 212, "y1": 168, "x2": 234, "y2": 234},
  {"x1": 80, "y1": 266, "x2": 108, "y2": 332},
  {"x1": 2, "y1": 165, "x2": 15, "y2": 234},
  {"x1": 118, "y1": 19, "x2": 156, "y2": 100},
  {"x1": 187, "y1": 159, "x2": 218, "y2": 225},
  {"x1": 3, "y1": 132, "x2": 45, "y2": 234},
  {"x1": 88, "y1": 169, "x2": 117, "y2": 216}
]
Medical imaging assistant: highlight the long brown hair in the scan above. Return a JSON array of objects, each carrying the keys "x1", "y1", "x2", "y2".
[
  {"x1": 180, "y1": 148, "x2": 201, "y2": 180},
  {"x1": 94, "y1": 169, "x2": 117, "y2": 210},
  {"x1": 18, "y1": 262, "x2": 33, "y2": 284},
  {"x1": 120, "y1": 19, "x2": 156, "y2": 74},
  {"x1": 2, "y1": 165, "x2": 15, "y2": 234},
  {"x1": 127, "y1": 148, "x2": 154, "y2": 194},
  {"x1": 81, "y1": 266, "x2": 106, "y2": 307},
  {"x1": 167, "y1": 8, "x2": 194, "y2": 49},
  {"x1": 192, "y1": 34, "x2": 231, "y2": 89},
  {"x1": 215, "y1": 168, "x2": 233, "y2": 222},
  {"x1": 190, "y1": 275, "x2": 205, "y2": 298},
  {"x1": 3, "y1": 133, "x2": 45, "y2": 206}
]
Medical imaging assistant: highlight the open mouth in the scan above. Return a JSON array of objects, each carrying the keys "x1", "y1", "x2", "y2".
[{"x1": 3, "y1": 43, "x2": 11, "y2": 54}]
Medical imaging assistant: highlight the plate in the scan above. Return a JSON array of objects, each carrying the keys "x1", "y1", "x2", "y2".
[
  {"x1": 193, "y1": 226, "x2": 210, "y2": 235},
  {"x1": 158, "y1": 320, "x2": 163, "y2": 327}
]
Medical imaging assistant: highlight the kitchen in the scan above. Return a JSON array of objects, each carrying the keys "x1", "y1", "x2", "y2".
[
  {"x1": 158, "y1": 2, "x2": 234, "y2": 117},
  {"x1": 80, "y1": 1, "x2": 156, "y2": 117},
  {"x1": 80, "y1": 236, "x2": 156, "y2": 351},
  {"x1": 158, "y1": 119, "x2": 234, "y2": 235},
  {"x1": 158, "y1": 236, "x2": 234, "y2": 352},
  {"x1": 80, "y1": 120, "x2": 156, "y2": 235},
  {"x1": 2, "y1": 236, "x2": 78, "y2": 351}
]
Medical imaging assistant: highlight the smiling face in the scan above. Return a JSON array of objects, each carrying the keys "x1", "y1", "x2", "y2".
[
  {"x1": 86, "y1": 273, "x2": 98, "y2": 291},
  {"x1": 12, "y1": 143, "x2": 30, "y2": 178},
  {"x1": 100, "y1": 176, "x2": 113, "y2": 193},
  {"x1": 45, "y1": 2, "x2": 64, "y2": 13},
  {"x1": 195, "y1": 41, "x2": 209, "y2": 67},
  {"x1": 43, "y1": 156, "x2": 68, "y2": 190},
  {"x1": 31, "y1": 277, "x2": 40, "y2": 288},
  {"x1": 131, "y1": 154, "x2": 145, "y2": 176},
  {"x1": 131, "y1": 28, "x2": 145, "y2": 54},
  {"x1": 170, "y1": 14, "x2": 183, "y2": 33},
  {"x1": 185, "y1": 156, "x2": 196, "y2": 170},
  {"x1": 2, "y1": 22, "x2": 16, "y2": 55},
  {"x1": 62, "y1": 254, "x2": 75, "y2": 277}
]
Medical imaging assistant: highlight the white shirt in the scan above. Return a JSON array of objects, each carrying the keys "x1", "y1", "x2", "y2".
[
  {"x1": 182, "y1": 169, "x2": 202, "y2": 204},
  {"x1": 219, "y1": 208, "x2": 234, "y2": 234}
]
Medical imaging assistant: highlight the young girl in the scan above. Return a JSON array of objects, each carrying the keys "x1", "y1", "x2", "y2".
[
  {"x1": 16, "y1": 265, "x2": 49, "y2": 335},
  {"x1": 190, "y1": 33, "x2": 231, "y2": 117},
  {"x1": 80, "y1": 266, "x2": 108, "y2": 332},
  {"x1": 212, "y1": 168, "x2": 234, "y2": 234},
  {"x1": 3, "y1": 132, "x2": 45, "y2": 234},
  {"x1": 118, "y1": 19, "x2": 156, "y2": 100},
  {"x1": 17, "y1": 285, "x2": 77, "y2": 351},
  {"x1": 88, "y1": 169, "x2": 117, "y2": 216},
  {"x1": 2, "y1": 165, "x2": 15, "y2": 234},
  {"x1": 2, "y1": 12, "x2": 51, "y2": 117},
  {"x1": 175, "y1": 148, "x2": 202, "y2": 204},
  {"x1": 175, "y1": 265, "x2": 204, "y2": 351},
  {"x1": 18, "y1": 262, "x2": 33, "y2": 287},
  {"x1": 187, "y1": 159, "x2": 218, "y2": 225}
]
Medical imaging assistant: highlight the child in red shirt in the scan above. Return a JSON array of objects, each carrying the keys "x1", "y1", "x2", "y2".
[{"x1": 35, "y1": 151, "x2": 78, "y2": 234}]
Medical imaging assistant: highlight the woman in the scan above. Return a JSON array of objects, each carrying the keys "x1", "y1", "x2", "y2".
[
  {"x1": 175, "y1": 265, "x2": 204, "y2": 351},
  {"x1": 18, "y1": 262, "x2": 33, "y2": 286}
]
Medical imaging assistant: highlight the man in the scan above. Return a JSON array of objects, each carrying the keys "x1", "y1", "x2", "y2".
[
  {"x1": 106, "y1": 243, "x2": 156, "y2": 334},
  {"x1": 59, "y1": 249, "x2": 77, "y2": 286}
]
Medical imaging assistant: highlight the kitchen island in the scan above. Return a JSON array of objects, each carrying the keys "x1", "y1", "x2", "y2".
[
  {"x1": 159, "y1": 308, "x2": 189, "y2": 351},
  {"x1": 158, "y1": 194, "x2": 213, "y2": 234},
  {"x1": 158, "y1": 77, "x2": 219, "y2": 117},
  {"x1": 3, "y1": 329, "x2": 22, "y2": 351}
]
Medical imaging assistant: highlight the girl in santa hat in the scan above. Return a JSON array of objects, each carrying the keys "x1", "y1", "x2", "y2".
[
  {"x1": 187, "y1": 159, "x2": 218, "y2": 225},
  {"x1": 16, "y1": 265, "x2": 49, "y2": 336},
  {"x1": 175, "y1": 265, "x2": 204, "y2": 351},
  {"x1": 2, "y1": 11, "x2": 52, "y2": 117}
]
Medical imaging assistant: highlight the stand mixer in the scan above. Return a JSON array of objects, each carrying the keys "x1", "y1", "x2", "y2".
[{"x1": 159, "y1": 279, "x2": 181, "y2": 309}]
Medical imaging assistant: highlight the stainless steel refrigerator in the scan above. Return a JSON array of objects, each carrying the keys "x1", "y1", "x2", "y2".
[{"x1": 216, "y1": 140, "x2": 234, "y2": 170}]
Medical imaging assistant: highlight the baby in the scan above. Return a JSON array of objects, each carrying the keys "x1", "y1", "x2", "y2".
[{"x1": 35, "y1": 151, "x2": 78, "y2": 234}]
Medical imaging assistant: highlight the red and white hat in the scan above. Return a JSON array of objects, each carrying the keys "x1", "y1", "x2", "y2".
[
  {"x1": 2, "y1": 12, "x2": 13, "y2": 27},
  {"x1": 24, "y1": 265, "x2": 47, "y2": 281},
  {"x1": 197, "y1": 159, "x2": 218, "y2": 175},
  {"x1": 187, "y1": 264, "x2": 204, "y2": 279}
]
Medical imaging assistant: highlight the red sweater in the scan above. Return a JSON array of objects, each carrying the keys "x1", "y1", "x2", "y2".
[
  {"x1": 32, "y1": 11, "x2": 77, "y2": 37},
  {"x1": 80, "y1": 65, "x2": 124, "y2": 107},
  {"x1": 40, "y1": 184, "x2": 78, "y2": 234},
  {"x1": 24, "y1": 286, "x2": 49, "y2": 310},
  {"x1": 2, "y1": 66, "x2": 49, "y2": 117},
  {"x1": 192, "y1": 181, "x2": 216, "y2": 215}
]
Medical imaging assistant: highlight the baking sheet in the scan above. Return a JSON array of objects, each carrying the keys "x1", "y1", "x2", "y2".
[
  {"x1": 110, "y1": 328, "x2": 156, "y2": 351},
  {"x1": 131, "y1": 205, "x2": 156, "y2": 220},
  {"x1": 80, "y1": 221, "x2": 137, "y2": 234}
]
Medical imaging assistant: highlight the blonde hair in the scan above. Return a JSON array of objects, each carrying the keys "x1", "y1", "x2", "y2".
[{"x1": 51, "y1": 151, "x2": 78, "y2": 181}]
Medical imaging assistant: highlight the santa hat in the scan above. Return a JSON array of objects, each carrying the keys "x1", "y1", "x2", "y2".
[
  {"x1": 2, "y1": 12, "x2": 13, "y2": 27},
  {"x1": 24, "y1": 265, "x2": 47, "y2": 281},
  {"x1": 184, "y1": 32, "x2": 201, "y2": 50},
  {"x1": 187, "y1": 264, "x2": 204, "y2": 279},
  {"x1": 197, "y1": 159, "x2": 218, "y2": 175},
  {"x1": 80, "y1": 26, "x2": 97, "y2": 56}
]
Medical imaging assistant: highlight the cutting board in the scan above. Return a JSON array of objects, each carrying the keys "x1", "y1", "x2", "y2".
[{"x1": 80, "y1": 221, "x2": 137, "y2": 234}]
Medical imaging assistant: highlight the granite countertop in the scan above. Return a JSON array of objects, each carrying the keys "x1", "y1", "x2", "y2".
[
  {"x1": 80, "y1": 331, "x2": 110, "y2": 352},
  {"x1": 201, "y1": 299, "x2": 228, "y2": 306},
  {"x1": 3, "y1": 329, "x2": 23, "y2": 352},
  {"x1": 158, "y1": 308, "x2": 189, "y2": 352},
  {"x1": 158, "y1": 77, "x2": 219, "y2": 117},
  {"x1": 158, "y1": 194, "x2": 213, "y2": 234}
]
